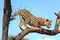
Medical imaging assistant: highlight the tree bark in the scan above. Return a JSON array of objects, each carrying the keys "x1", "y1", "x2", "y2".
[
  {"x1": 13, "y1": 27, "x2": 60, "y2": 40},
  {"x1": 2, "y1": 0, "x2": 12, "y2": 40}
]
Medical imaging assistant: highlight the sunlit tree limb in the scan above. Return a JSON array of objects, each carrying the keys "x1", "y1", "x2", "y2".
[{"x1": 13, "y1": 26, "x2": 60, "y2": 40}]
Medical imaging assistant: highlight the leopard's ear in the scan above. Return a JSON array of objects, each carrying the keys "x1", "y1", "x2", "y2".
[{"x1": 46, "y1": 19, "x2": 49, "y2": 21}]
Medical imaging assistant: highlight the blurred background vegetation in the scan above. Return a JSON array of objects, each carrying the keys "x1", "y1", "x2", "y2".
[{"x1": 0, "y1": 35, "x2": 29, "y2": 40}]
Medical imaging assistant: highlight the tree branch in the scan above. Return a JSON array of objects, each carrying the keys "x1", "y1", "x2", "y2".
[{"x1": 13, "y1": 27, "x2": 59, "y2": 40}]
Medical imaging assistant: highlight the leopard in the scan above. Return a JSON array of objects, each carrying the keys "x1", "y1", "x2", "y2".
[{"x1": 11, "y1": 9, "x2": 52, "y2": 30}]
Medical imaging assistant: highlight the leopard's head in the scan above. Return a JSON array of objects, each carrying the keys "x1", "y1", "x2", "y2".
[{"x1": 44, "y1": 19, "x2": 52, "y2": 28}]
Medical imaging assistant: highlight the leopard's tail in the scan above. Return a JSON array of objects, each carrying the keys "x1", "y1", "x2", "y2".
[{"x1": 11, "y1": 11, "x2": 20, "y2": 17}]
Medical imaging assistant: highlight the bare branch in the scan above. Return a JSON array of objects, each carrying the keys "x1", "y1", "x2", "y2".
[
  {"x1": 54, "y1": 13, "x2": 58, "y2": 16},
  {"x1": 9, "y1": 17, "x2": 15, "y2": 21},
  {"x1": 13, "y1": 27, "x2": 59, "y2": 40},
  {"x1": 54, "y1": 12, "x2": 60, "y2": 32}
]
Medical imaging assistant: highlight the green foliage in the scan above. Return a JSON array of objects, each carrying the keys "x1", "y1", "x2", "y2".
[
  {"x1": 0, "y1": 35, "x2": 29, "y2": 40},
  {"x1": 8, "y1": 35, "x2": 29, "y2": 40},
  {"x1": 8, "y1": 35, "x2": 14, "y2": 40},
  {"x1": 22, "y1": 38, "x2": 29, "y2": 40}
]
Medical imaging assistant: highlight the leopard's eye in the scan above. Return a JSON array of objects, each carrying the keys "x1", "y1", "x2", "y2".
[{"x1": 46, "y1": 19, "x2": 49, "y2": 21}]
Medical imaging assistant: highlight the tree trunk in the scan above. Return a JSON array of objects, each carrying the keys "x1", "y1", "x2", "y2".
[{"x1": 2, "y1": 0, "x2": 12, "y2": 40}]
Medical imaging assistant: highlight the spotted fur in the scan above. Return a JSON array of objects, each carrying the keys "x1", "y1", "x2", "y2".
[{"x1": 11, "y1": 9, "x2": 52, "y2": 30}]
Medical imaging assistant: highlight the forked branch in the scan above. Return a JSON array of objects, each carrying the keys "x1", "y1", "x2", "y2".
[{"x1": 13, "y1": 27, "x2": 60, "y2": 40}]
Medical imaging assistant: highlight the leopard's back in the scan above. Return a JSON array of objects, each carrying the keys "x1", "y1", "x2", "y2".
[
  {"x1": 19, "y1": 9, "x2": 51, "y2": 28},
  {"x1": 20, "y1": 9, "x2": 39, "y2": 27}
]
